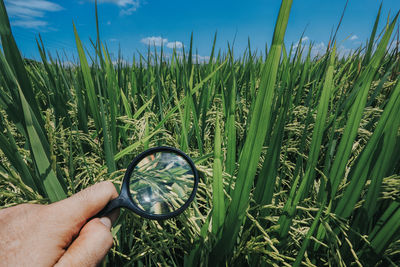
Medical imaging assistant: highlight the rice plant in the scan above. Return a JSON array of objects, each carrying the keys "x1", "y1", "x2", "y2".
[{"x1": 1, "y1": 0, "x2": 400, "y2": 265}]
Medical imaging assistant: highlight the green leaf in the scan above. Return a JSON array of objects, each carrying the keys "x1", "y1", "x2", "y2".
[
  {"x1": 211, "y1": 0, "x2": 293, "y2": 261},
  {"x1": 212, "y1": 113, "x2": 225, "y2": 235},
  {"x1": 18, "y1": 85, "x2": 66, "y2": 202},
  {"x1": 73, "y1": 22, "x2": 101, "y2": 132}
]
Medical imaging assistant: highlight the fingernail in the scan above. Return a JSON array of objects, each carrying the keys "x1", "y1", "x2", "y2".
[{"x1": 99, "y1": 217, "x2": 112, "y2": 229}]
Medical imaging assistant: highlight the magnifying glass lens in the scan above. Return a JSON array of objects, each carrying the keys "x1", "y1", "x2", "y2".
[{"x1": 129, "y1": 152, "x2": 195, "y2": 215}]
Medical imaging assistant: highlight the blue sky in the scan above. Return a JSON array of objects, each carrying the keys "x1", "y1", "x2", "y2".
[{"x1": 3, "y1": 0, "x2": 400, "y2": 62}]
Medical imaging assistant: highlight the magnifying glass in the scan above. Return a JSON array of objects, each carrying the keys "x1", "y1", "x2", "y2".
[{"x1": 98, "y1": 146, "x2": 199, "y2": 220}]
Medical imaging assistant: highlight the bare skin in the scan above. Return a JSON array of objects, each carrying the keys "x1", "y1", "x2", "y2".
[{"x1": 0, "y1": 181, "x2": 119, "y2": 267}]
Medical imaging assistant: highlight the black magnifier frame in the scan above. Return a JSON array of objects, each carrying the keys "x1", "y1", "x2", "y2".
[{"x1": 97, "y1": 146, "x2": 199, "y2": 220}]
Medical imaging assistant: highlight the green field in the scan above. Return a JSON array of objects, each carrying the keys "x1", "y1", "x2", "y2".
[{"x1": 1, "y1": 0, "x2": 400, "y2": 265}]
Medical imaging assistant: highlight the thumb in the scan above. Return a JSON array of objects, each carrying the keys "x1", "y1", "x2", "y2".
[
  {"x1": 51, "y1": 181, "x2": 119, "y2": 227},
  {"x1": 55, "y1": 217, "x2": 114, "y2": 267}
]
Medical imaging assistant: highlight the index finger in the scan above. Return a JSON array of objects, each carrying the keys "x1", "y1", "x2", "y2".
[{"x1": 49, "y1": 181, "x2": 119, "y2": 226}]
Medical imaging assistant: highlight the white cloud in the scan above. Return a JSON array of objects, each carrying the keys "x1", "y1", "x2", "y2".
[
  {"x1": 141, "y1": 36, "x2": 168, "y2": 46},
  {"x1": 293, "y1": 40, "x2": 326, "y2": 58},
  {"x1": 5, "y1": 6, "x2": 44, "y2": 19},
  {"x1": 141, "y1": 36, "x2": 185, "y2": 50},
  {"x1": 61, "y1": 61, "x2": 76, "y2": 67},
  {"x1": 174, "y1": 51, "x2": 210, "y2": 63},
  {"x1": 166, "y1": 41, "x2": 183, "y2": 49},
  {"x1": 92, "y1": 0, "x2": 140, "y2": 15},
  {"x1": 388, "y1": 40, "x2": 400, "y2": 52},
  {"x1": 112, "y1": 58, "x2": 129, "y2": 66},
  {"x1": 119, "y1": 6, "x2": 139, "y2": 15},
  {"x1": 192, "y1": 54, "x2": 210, "y2": 63},
  {"x1": 350, "y1": 35, "x2": 359, "y2": 41},
  {"x1": 12, "y1": 19, "x2": 48, "y2": 28},
  {"x1": 338, "y1": 45, "x2": 353, "y2": 57},
  {"x1": 292, "y1": 36, "x2": 353, "y2": 58},
  {"x1": 4, "y1": 0, "x2": 62, "y2": 29},
  {"x1": 311, "y1": 42, "x2": 352, "y2": 58},
  {"x1": 311, "y1": 42, "x2": 326, "y2": 57},
  {"x1": 100, "y1": 0, "x2": 136, "y2": 6},
  {"x1": 301, "y1": 36, "x2": 309, "y2": 42},
  {"x1": 8, "y1": 0, "x2": 62, "y2": 12},
  {"x1": 293, "y1": 36, "x2": 310, "y2": 50}
]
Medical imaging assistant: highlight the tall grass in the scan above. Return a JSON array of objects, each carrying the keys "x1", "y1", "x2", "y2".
[{"x1": 1, "y1": 0, "x2": 400, "y2": 265}]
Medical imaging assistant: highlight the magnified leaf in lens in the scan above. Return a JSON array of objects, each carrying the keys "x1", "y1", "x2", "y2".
[{"x1": 97, "y1": 147, "x2": 199, "y2": 220}]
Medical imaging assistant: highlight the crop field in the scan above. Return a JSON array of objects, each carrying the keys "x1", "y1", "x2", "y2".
[{"x1": 1, "y1": 0, "x2": 400, "y2": 266}]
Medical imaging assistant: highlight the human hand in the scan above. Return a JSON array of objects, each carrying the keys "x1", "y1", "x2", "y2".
[{"x1": 0, "y1": 181, "x2": 119, "y2": 267}]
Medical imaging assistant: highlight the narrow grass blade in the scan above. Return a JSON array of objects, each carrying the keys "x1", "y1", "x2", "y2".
[
  {"x1": 0, "y1": 115, "x2": 39, "y2": 193},
  {"x1": 73, "y1": 22, "x2": 101, "y2": 131},
  {"x1": 211, "y1": 0, "x2": 293, "y2": 261},
  {"x1": 335, "y1": 76, "x2": 400, "y2": 219},
  {"x1": 97, "y1": 77, "x2": 116, "y2": 173},
  {"x1": 225, "y1": 53, "x2": 237, "y2": 177},
  {"x1": 18, "y1": 85, "x2": 66, "y2": 202},
  {"x1": 212, "y1": 112, "x2": 225, "y2": 235},
  {"x1": 363, "y1": 3, "x2": 382, "y2": 65},
  {"x1": 329, "y1": 12, "x2": 398, "y2": 201},
  {"x1": 279, "y1": 44, "x2": 336, "y2": 238},
  {"x1": 0, "y1": 0, "x2": 44, "y2": 127},
  {"x1": 360, "y1": 201, "x2": 400, "y2": 263}
]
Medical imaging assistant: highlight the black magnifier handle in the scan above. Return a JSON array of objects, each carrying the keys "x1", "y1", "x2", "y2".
[
  {"x1": 96, "y1": 191, "x2": 130, "y2": 218},
  {"x1": 97, "y1": 198, "x2": 122, "y2": 218}
]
